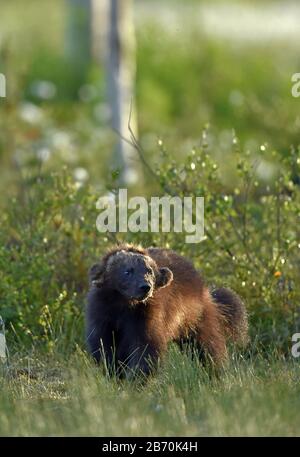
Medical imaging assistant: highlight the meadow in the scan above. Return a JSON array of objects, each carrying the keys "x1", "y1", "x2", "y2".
[
  {"x1": 1, "y1": 347, "x2": 300, "y2": 436},
  {"x1": 0, "y1": 0, "x2": 300, "y2": 437}
]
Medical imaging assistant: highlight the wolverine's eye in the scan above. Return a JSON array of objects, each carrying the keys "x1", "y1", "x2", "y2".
[{"x1": 124, "y1": 268, "x2": 133, "y2": 276}]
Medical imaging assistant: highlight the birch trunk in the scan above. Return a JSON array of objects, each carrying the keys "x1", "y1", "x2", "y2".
[{"x1": 107, "y1": 0, "x2": 139, "y2": 186}]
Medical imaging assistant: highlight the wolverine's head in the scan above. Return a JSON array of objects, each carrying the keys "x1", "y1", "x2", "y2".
[{"x1": 89, "y1": 248, "x2": 173, "y2": 304}]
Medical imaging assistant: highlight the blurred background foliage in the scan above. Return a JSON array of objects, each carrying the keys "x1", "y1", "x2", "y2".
[{"x1": 0, "y1": 0, "x2": 299, "y2": 355}]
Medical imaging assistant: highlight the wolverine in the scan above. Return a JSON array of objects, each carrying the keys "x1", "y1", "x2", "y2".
[{"x1": 86, "y1": 244, "x2": 248, "y2": 377}]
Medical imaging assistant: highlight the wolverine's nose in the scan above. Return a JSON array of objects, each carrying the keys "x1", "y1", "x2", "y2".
[{"x1": 140, "y1": 284, "x2": 151, "y2": 294}]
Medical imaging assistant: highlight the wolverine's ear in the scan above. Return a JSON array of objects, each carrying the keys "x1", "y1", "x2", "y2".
[
  {"x1": 89, "y1": 262, "x2": 105, "y2": 287},
  {"x1": 156, "y1": 267, "x2": 173, "y2": 289}
]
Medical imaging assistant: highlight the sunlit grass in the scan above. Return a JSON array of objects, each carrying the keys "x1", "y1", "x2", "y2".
[{"x1": 1, "y1": 346, "x2": 299, "y2": 436}]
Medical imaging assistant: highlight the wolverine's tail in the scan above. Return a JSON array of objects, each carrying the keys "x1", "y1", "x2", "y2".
[{"x1": 211, "y1": 287, "x2": 249, "y2": 345}]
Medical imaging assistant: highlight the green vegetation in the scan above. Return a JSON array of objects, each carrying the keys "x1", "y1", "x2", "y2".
[
  {"x1": 0, "y1": 0, "x2": 299, "y2": 436},
  {"x1": 1, "y1": 348, "x2": 299, "y2": 436}
]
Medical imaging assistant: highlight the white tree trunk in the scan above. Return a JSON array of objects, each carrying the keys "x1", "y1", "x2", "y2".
[
  {"x1": 66, "y1": 0, "x2": 139, "y2": 186},
  {"x1": 107, "y1": 0, "x2": 139, "y2": 186}
]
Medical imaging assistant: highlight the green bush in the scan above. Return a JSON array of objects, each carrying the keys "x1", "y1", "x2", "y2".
[
  {"x1": 0, "y1": 135, "x2": 299, "y2": 355},
  {"x1": 151, "y1": 137, "x2": 300, "y2": 351},
  {"x1": 0, "y1": 170, "x2": 104, "y2": 352}
]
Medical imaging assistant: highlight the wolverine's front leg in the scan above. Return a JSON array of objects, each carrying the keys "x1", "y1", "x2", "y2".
[
  {"x1": 86, "y1": 322, "x2": 118, "y2": 374},
  {"x1": 117, "y1": 333, "x2": 166, "y2": 379}
]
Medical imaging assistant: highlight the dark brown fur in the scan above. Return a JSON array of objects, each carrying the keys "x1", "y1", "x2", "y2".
[{"x1": 86, "y1": 244, "x2": 248, "y2": 377}]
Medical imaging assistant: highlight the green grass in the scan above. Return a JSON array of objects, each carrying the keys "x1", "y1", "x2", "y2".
[
  {"x1": 1, "y1": 347, "x2": 299, "y2": 436},
  {"x1": 0, "y1": 152, "x2": 298, "y2": 436}
]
